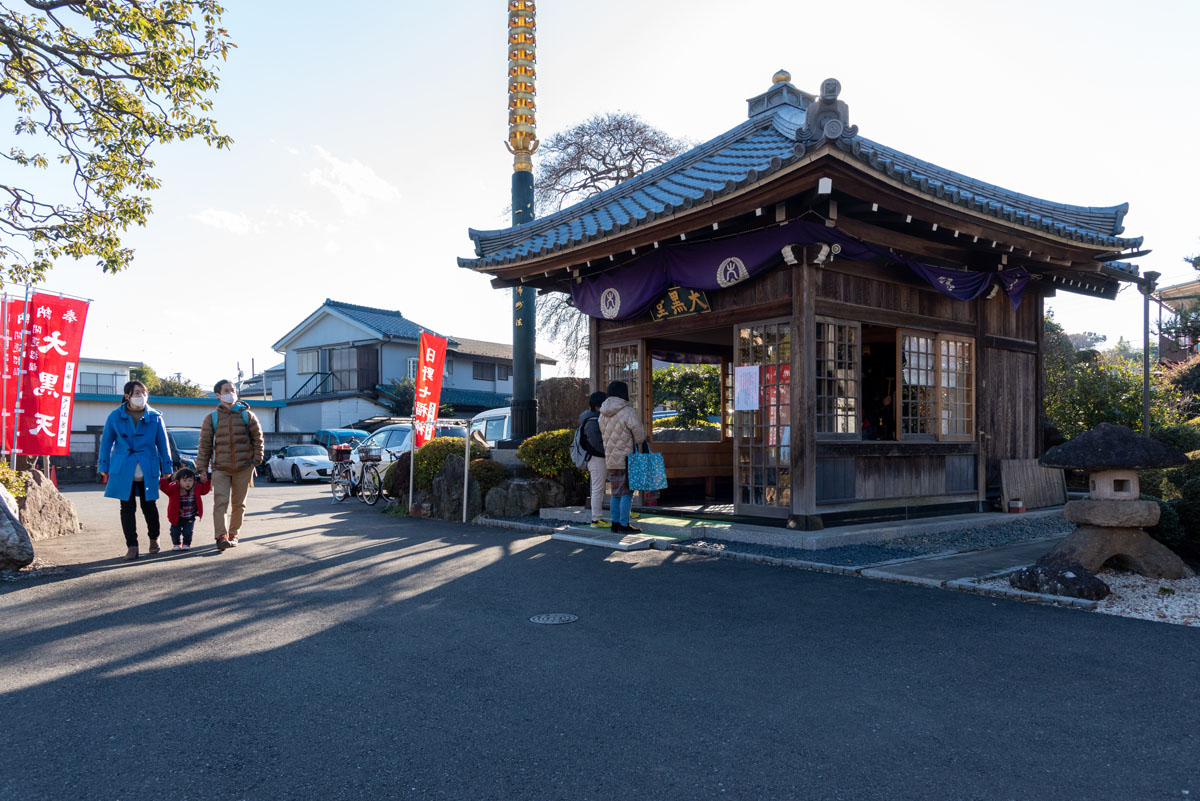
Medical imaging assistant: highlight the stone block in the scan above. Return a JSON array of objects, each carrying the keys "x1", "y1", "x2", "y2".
[
  {"x1": 0, "y1": 484, "x2": 33, "y2": 570},
  {"x1": 18, "y1": 470, "x2": 79, "y2": 540},
  {"x1": 1009, "y1": 560, "x2": 1110, "y2": 600},
  {"x1": 1064, "y1": 499, "x2": 1159, "y2": 528},
  {"x1": 1046, "y1": 525, "x2": 1192, "y2": 580},
  {"x1": 431, "y1": 455, "x2": 482, "y2": 521}
]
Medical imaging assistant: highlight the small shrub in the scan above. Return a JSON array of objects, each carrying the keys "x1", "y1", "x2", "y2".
[
  {"x1": 0, "y1": 463, "x2": 27, "y2": 499},
  {"x1": 413, "y1": 438, "x2": 487, "y2": 490},
  {"x1": 652, "y1": 416, "x2": 719, "y2": 430},
  {"x1": 517, "y1": 429, "x2": 584, "y2": 481},
  {"x1": 382, "y1": 452, "x2": 412, "y2": 499},
  {"x1": 1151, "y1": 423, "x2": 1200, "y2": 456},
  {"x1": 1142, "y1": 494, "x2": 1187, "y2": 550},
  {"x1": 470, "y1": 458, "x2": 510, "y2": 499},
  {"x1": 652, "y1": 415, "x2": 678, "y2": 429}
]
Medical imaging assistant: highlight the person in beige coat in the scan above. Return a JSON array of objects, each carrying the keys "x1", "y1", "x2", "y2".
[{"x1": 597, "y1": 380, "x2": 646, "y2": 534}]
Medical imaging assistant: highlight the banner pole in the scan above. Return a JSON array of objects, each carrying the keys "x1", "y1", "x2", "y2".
[
  {"x1": 462, "y1": 431, "x2": 470, "y2": 523},
  {"x1": 408, "y1": 426, "x2": 415, "y2": 513},
  {"x1": 10, "y1": 284, "x2": 30, "y2": 469},
  {"x1": 1, "y1": 294, "x2": 8, "y2": 462}
]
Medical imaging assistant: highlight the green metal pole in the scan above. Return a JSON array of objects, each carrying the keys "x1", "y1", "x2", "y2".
[{"x1": 508, "y1": 170, "x2": 537, "y2": 444}]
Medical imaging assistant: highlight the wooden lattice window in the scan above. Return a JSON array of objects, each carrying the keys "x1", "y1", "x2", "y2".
[
  {"x1": 898, "y1": 330, "x2": 975, "y2": 441},
  {"x1": 939, "y1": 336, "x2": 974, "y2": 440},
  {"x1": 815, "y1": 318, "x2": 860, "y2": 439},
  {"x1": 601, "y1": 343, "x2": 640, "y2": 412}
]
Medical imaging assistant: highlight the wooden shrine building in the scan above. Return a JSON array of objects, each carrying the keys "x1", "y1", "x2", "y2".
[{"x1": 459, "y1": 72, "x2": 1147, "y2": 526}]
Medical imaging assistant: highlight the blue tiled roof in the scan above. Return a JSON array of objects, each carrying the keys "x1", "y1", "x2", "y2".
[
  {"x1": 324, "y1": 299, "x2": 456, "y2": 345},
  {"x1": 433, "y1": 387, "x2": 512, "y2": 409},
  {"x1": 460, "y1": 80, "x2": 1140, "y2": 270}
]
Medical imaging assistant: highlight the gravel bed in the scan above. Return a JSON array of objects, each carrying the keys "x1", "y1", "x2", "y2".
[
  {"x1": 0, "y1": 556, "x2": 67, "y2": 581},
  {"x1": 977, "y1": 570, "x2": 1200, "y2": 627},
  {"x1": 676, "y1": 514, "x2": 1073, "y2": 567}
]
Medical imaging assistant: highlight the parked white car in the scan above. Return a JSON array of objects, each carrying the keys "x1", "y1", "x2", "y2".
[
  {"x1": 469, "y1": 407, "x2": 510, "y2": 448},
  {"x1": 348, "y1": 421, "x2": 470, "y2": 484},
  {"x1": 265, "y1": 444, "x2": 334, "y2": 483}
]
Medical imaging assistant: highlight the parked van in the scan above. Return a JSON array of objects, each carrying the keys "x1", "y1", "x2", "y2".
[
  {"x1": 313, "y1": 428, "x2": 369, "y2": 456},
  {"x1": 469, "y1": 407, "x2": 510, "y2": 448}
]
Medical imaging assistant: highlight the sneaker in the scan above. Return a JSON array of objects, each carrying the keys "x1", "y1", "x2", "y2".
[
  {"x1": 181, "y1": 543, "x2": 191, "y2": 551},
  {"x1": 216, "y1": 536, "x2": 232, "y2": 551},
  {"x1": 619, "y1": 523, "x2": 642, "y2": 534},
  {"x1": 123, "y1": 547, "x2": 139, "y2": 562},
  {"x1": 227, "y1": 535, "x2": 240, "y2": 547},
  {"x1": 591, "y1": 519, "x2": 609, "y2": 527},
  {"x1": 171, "y1": 544, "x2": 182, "y2": 551},
  {"x1": 148, "y1": 541, "x2": 161, "y2": 554}
]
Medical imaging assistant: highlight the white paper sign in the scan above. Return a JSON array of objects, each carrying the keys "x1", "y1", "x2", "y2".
[{"x1": 734, "y1": 365, "x2": 760, "y2": 411}]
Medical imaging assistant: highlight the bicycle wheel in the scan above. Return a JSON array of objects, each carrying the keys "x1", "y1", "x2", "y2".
[
  {"x1": 360, "y1": 464, "x2": 382, "y2": 506},
  {"x1": 331, "y1": 463, "x2": 352, "y2": 502}
]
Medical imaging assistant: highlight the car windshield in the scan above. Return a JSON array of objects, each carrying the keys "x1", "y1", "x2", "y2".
[
  {"x1": 289, "y1": 445, "x2": 325, "y2": 457},
  {"x1": 436, "y1": 425, "x2": 467, "y2": 439},
  {"x1": 169, "y1": 430, "x2": 200, "y2": 450}
]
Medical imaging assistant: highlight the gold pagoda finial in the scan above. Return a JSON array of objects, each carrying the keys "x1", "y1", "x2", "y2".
[
  {"x1": 506, "y1": 0, "x2": 538, "y2": 172},
  {"x1": 772, "y1": 68, "x2": 792, "y2": 84}
]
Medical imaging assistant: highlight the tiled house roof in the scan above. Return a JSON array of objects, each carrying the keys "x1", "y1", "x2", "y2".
[
  {"x1": 323, "y1": 299, "x2": 455, "y2": 343},
  {"x1": 450, "y1": 336, "x2": 556, "y2": 364},
  {"x1": 460, "y1": 77, "x2": 1140, "y2": 271}
]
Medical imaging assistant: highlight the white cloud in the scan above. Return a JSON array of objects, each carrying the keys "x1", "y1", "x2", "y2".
[
  {"x1": 305, "y1": 145, "x2": 401, "y2": 217},
  {"x1": 191, "y1": 209, "x2": 258, "y2": 236}
]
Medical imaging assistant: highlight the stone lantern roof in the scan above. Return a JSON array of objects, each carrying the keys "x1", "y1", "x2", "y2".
[{"x1": 1039, "y1": 423, "x2": 1188, "y2": 471}]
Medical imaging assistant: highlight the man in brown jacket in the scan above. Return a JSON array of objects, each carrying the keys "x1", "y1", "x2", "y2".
[{"x1": 195, "y1": 379, "x2": 265, "y2": 551}]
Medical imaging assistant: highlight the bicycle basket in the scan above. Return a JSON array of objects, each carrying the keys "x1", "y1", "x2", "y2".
[
  {"x1": 331, "y1": 444, "x2": 352, "y2": 462},
  {"x1": 357, "y1": 446, "x2": 382, "y2": 463}
]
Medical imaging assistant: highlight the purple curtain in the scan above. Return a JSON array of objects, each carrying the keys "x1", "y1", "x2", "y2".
[{"x1": 570, "y1": 220, "x2": 1031, "y2": 320}]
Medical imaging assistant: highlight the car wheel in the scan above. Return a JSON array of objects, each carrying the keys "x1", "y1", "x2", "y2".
[
  {"x1": 266, "y1": 465, "x2": 276, "y2": 482},
  {"x1": 292, "y1": 465, "x2": 302, "y2": 484}
]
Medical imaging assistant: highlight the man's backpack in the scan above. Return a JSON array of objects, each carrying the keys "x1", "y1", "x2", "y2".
[{"x1": 570, "y1": 422, "x2": 590, "y2": 470}]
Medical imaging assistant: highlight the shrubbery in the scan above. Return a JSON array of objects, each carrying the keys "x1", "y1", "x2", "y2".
[
  {"x1": 652, "y1": 415, "x2": 719, "y2": 430},
  {"x1": 1143, "y1": 494, "x2": 1187, "y2": 551},
  {"x1": 0, "y1": 463, "x2": 27, "y2": 499},
  {"x1": 516, "y1": 429, "x2": 584, "y2": 481},
  {"x1": 470, "y1": 458, "x2": 510, "y2": 499},
  {"x1": 413, "y1": 437, "x2": 488, "y2": 490}
]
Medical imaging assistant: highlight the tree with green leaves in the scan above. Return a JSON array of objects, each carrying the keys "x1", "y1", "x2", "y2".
[
  {"x1": 651, "y1": 365, "x2": 720, "y2": 428},
  {"x1": 155, "y1": 375, "x2": 201, "y2": 397},
  {"x1": 129, "y1": 363, "x2": 158, "y2": 390},
  {"x1": 1, "y1": 0, "x2": 233, "y2": 282}
]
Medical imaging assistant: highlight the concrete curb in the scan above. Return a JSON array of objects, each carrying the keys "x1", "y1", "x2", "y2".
[
  {"x1": 945, "y1": 577, "x2": 1100, "y2": 610},
  {"x1": 657, "y1": 541, "x2": 860, "y2": 577},
  {"x1": 474, "y1": 517, "x2": 560, "y2": 535}
]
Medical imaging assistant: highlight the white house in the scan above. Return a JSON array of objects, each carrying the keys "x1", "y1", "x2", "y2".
[{"x1": 271, "y1": 299, "x2": 555, "y2": 432}]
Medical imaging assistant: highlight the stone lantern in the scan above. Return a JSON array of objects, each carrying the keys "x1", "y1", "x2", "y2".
[{"x1": 1038, "y1": 423, "x2": 1191, "y2": 580}]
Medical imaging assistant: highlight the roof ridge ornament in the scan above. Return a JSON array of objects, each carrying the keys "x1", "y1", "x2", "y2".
[{"x1": 798, "y1": 77, "x2": 858, "y2": 145}]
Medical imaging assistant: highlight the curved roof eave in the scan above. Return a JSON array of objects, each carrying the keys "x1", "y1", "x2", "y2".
[{"x1": 460, "y1": 98, "x2": 1140, "y2": 272}]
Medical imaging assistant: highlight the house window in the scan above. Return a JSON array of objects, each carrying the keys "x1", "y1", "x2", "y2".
[
  {"x1": 815, "y1": 318, "x2": 860, "y2": 438},
  {"x1": 497, "y1": 364, "x2": 512, "y2": 381},
  {"x1": 76, "y1": 372, "x2": 122, "y2": 394},
  {"x1": 473, "y1": 361, "x2": 496, "y2": 381},
  {"x1": 296, "y1": 350, "x2": 318, "y2": 375},
  {"x1": 330, "y1": 347, "x2": 358, "y2": 390},
  {"x1": 601, "y1": 343, "x2": 640, "y2": 412},
  {"x1": 408, "y1": 358, "x2": 418, "y2": 380}
]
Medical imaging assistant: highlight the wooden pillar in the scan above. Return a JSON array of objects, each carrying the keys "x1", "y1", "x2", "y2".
[
  {"x1": 791, "y1": 253, "x2": 816, "y2": 518},
  {"x1": 1035, "y1": 289, "x2": 1045, "y2": 456},
  {"x1": 975, "y1": 295, "x2": 989, "y2": 511},
  {"x1": 589, "y1": 316, "x2": 600, "y2": 392}
]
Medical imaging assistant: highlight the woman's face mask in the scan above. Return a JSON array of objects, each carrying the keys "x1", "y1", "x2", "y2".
[{"x1": 128, "y1": 394, "x2": 147, "y2": 409}]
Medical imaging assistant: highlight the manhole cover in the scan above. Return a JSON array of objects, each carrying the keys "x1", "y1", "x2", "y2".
[{"x1": 529, "y1": 613, "x2": 578, "y2": 625}]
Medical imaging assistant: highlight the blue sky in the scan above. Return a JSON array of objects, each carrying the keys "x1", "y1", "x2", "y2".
[{"x1": 24, "y1": 0, "x2": 1200, "y2": 386}]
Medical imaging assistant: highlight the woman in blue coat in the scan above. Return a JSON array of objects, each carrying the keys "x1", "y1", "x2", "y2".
[{"x1": 98, "y1": 380, "x2": 173, "y2": 561}]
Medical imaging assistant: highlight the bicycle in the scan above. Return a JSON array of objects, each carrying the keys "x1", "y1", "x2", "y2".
[{"x1": 329, "y1": 439, "x2": 385, "y2": 505}]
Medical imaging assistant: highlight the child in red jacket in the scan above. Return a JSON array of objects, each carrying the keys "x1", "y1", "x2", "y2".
[{"x1": 159, "y1": 468, "x2": 212, "y2": 550}]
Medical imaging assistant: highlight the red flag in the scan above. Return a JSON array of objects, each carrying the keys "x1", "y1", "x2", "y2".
[
  {"x1": 413, "y1": 332, "x2": 447, "y2": 448},
  {"x1": 4, "y1": 293, "x2": 90, "y2": 456}
]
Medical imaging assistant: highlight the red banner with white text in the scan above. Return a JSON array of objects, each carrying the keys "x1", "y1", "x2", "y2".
[
  {"x1": 413, "y1": 332, "x2": 447, "y2": 448},
  {"x1": 1, "y1": 293, "x2": 90, "y2": 456}
]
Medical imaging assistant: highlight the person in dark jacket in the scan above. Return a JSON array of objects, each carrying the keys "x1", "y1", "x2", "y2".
[
  {"x1": 579, "y1": 391, "x2": 607, "y2": 526},
  {"x1": 98, "y1": 380, "x2": 173, "y2": 561}
]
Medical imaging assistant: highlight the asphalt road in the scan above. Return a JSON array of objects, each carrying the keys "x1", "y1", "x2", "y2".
[{"x1": 1, "y1": 483, "x2": 1197, "y2": 801}]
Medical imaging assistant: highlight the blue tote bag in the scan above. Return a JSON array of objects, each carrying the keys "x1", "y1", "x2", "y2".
[{"x1": 627, "y1": 443, "x2": 667, "y2": 491}]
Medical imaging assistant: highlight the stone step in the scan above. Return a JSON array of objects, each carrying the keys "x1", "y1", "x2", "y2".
[{"x1": 551, "y1": 529, "x2": 655, "y2": 551}]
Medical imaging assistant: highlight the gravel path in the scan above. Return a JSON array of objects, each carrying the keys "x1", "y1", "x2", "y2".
[
  {"x1": 978, "y1": 570, "x2": 1200, "y2": 627},
  {"x1": 676, "y1": 514, "x2": 1073, "y2": 567}
]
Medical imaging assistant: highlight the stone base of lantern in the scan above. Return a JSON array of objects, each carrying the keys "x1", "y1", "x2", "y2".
[
  {"x1": 1045, "y1": 525, "x2": 1193, "y2": 580},
  {"x1": 1063, "y1": 499, "x2": 1160, "y2": 528}
]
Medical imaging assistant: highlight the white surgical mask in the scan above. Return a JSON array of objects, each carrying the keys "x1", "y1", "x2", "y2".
[
  {"x1": 220, "y1": 392, "x2": 236, "y2": 404},
  {"x1": 128, "y1": 395, "x2": 147, "y2": 409}
]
